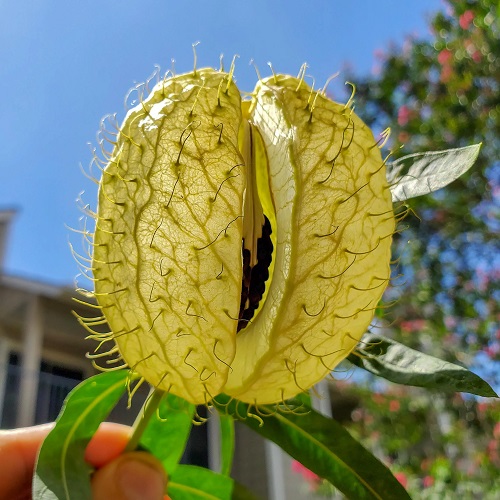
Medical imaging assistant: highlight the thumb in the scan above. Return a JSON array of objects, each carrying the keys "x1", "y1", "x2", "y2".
[{"x1": 91, "y1": 451, "x2": 168, "y2": 500}]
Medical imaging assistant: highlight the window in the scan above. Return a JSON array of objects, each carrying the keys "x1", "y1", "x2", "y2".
[
  {"x1": 0, "y1": 354, "x2": 84, "y2": 427},
  {"x1": 35, "y1": 361, "x2": 84, "y2": 424},
  {"x1": 1, "y1": 352, "x2": 21, "y2": 428}
]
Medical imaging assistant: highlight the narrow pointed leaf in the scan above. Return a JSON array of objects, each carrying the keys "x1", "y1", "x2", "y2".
[
  {"x1": 33, "y1": 370, "x2": 131, "y2": 500},
  {"x1": 214, "y1": 395, "x2": 410, "y2": 500},
  {"x1": 139, "y1": 393, "x2": 195, "y2": 474},
  {"x1": 387, "y1": 143, "x2": 481, "y2": 201},
  {"x1": 219, "y1": 414, "x2": 235, "y2": 476},
  {"x1": 168, "y1": 465, "x2": 233, "y2": 500},
  {"x1": 349, "y1": 334, "x2": 498, "y2": 397}
]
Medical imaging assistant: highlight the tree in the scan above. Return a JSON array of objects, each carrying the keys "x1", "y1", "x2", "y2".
[
  {"x1": 319, "y1": 0, "x2": 500, "y2": 496},
  {"x1": 353, "y1": 0, "x2": 499, "y2": 359}
]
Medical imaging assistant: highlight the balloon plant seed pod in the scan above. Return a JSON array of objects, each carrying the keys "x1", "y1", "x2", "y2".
[{"x1": 81, "y1": 63, "x2": 395, "y2": 406}]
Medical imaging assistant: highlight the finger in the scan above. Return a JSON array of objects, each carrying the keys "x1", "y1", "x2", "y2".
[
  {"x1": 84, "y1": 422, "x2": 131, "y2": 468},
  {"x1": 0, "y1": 422, "x2": 131, "y2": 499},
  {"x1": 0, "y1": 423, "x2": 53, "y2": 500},
  {"x1": 91, "y1": 451, "x2": 167, "y2": 500}
]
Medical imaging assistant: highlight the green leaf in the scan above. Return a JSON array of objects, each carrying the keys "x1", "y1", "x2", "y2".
[
  {"x1": 349, "y1": 334, "x2": 498, "y2": 397},
  {"x1": 33, "y1": 370, "x2": 132, "y2": 500},
  {"x1": 219, "y1": 413, "x2": 235, "y2": 476},
  {"x1": 168, "y1": 465, "x2": 233, "y2": 500},
  {"x1": 387, "y1": 143, "x2": 481, "y2": 201},
  {"x1": 214, "y1": 395, "x2": 410, "y2": 500},
  {"x1": 231, "y1": 481, "x2": 260, "y2": 500},
  {"x1": 293, "y1": 390, "x2": 312, "y2": 408},
  {"x1": 139, "y1": 393, "x2": 194, "y2": 474}
]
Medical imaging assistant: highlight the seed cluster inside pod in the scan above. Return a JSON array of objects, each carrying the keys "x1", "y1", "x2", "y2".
[{"x1": 88, "y1": 67, "x2": 395, "y2": 405}]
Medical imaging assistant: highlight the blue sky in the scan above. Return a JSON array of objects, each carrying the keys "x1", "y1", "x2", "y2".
[{"x1": 0, "y1": 0, "x2": 443, "y2": 285}]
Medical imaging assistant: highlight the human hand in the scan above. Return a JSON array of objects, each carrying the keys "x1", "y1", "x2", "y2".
[{"x1": 0, "y1": 422, "x2": 168, "y2": 500}]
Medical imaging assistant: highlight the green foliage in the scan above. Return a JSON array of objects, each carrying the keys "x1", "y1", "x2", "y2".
[
  {"x1": 387, "y1": 144, "x2": 481, "y2": 202},
  {"x1": 334, "y1": 381, "x2": 500, "y2": 499},
  {"x1": 139, "y1": 393, "x2": 195, "y2": 474},
  {"x1": 349, "y1": 334, "x2": 497, "y2": 397},
  {"x1": 168, "y1": 466, "x2": 233, "y2": 500},
  {"x1": 33, "y1": 371, "x2": 131, "y2": 499},
  {"x1": 218, "y1": 414, "x2": 235, "y2": 477},
  {"x1": 33, "y1": 373, "x2": 195, "y2": 499},
  {"x1": 214, "y1": 395, "x2": 411, "y2": 500}
]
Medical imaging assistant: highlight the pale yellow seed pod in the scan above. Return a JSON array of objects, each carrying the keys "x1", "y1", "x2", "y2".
[
  {"x1": 225, "y1": 75, "x2": 394, "y2": 404},
  {"x1": 93, "y1": 69, "x2": 245, "y2": 404},
  {"x1": 91, "y1": 68, "x2": 395, "y2": 406}
]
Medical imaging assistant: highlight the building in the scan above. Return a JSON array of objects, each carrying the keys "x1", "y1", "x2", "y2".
[
  {"x1": 0, "y1": 208, "x2": 333, "y2": 499},
  {"x1": 0, "y1": 209, "x2": 94, "y2": 428}
]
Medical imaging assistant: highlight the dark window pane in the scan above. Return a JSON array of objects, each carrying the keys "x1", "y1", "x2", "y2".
[
  {"x1": 1, "y1": 353, "x2": 20, "y2": 428},
  {"x1": 35, "y1": 361, "x2": 83, "y2": 424}
]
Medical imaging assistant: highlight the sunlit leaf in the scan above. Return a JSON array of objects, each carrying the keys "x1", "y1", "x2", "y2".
[
  {"x1": 33, "y1": 371, "x2": 131, "y2": 500},
  {"x1": 214, "y1": 395, "x2": 410, "y2": 500},
  {"x1": 387, "y1": 143, "x2": 481, "y2": 201},
  {"x1": 349, "y1": 334, "x2": 498, "y2": 397},
  {"x1": 168, "y1": 465, "x2": 233, "y2": 500},
  {"x1": 139, "y1": 393, "x2": 195, "y2": 474}
]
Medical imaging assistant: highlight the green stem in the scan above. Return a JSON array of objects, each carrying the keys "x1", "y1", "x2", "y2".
[{"x1": 125, "y1": 386, "x2": 165, "y2": 452}]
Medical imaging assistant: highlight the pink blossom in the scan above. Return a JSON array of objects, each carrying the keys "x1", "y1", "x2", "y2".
[
  {"x1": 493, "y1": 422, "x2": 500, "y2": 440},
  {"x1": 389, "y1": 400, "x2": 400, "y2": 412},
  {"x1": 351, "y1": 408, "x2": 364, "y2": 422},
  {"x1": 477, "y1": 402, "x2": 488, "y2": 413},
  {"x1": 432, "y1": 209, "x2": 447, "y2": 223},
  {"x1": 484, "y1": 344, "x2": 500, "y2": 359},
  {"x1": 440, "y1": 65, "x2": 454, "y2": 83},
  {"x1": 394, "y1": 472, "x2": 408, "y2": 489},
  {"x1": 459, "y1": 10, "x2": 475, "y2": 30},
  {"x1": 401, "y1": 319, "x2": 426, "y2": 333},
  {"x1": 471, "y1": 50, "x2": 482, "y2": 63},
  {"x1": 291, "y1": 460, "x2": 320, "y2": 483},
  {"x1": 444, "y1": 316, "x2": 457, "y2": 329},
  {"x1": 438, "y1": 49, "x2": 453, "y2": 65},
  {"x1": 467, "y1": 463, "x2": 478, "y2": 476},
  {"x1": 397, "y1": 105, "x2": 411, "y2": 126},
  {"x1": 464, "y1": 39, "x2": 482, "y2": 63},
  {"x1": 372, "y1": 63, "x2": 382, "y2": 76},
  {"x1": 487, "y1": 439, "x2": 499, "y2": 462},
  {"x1": 423, "y1": 475, "x2": 434, "y2": 488},
  {"x1": 464, "y1": 280, "x2": 475, "y2": 292},
  {"x1": 398, "y1": 131, "x2": 410, "y2": 143}
]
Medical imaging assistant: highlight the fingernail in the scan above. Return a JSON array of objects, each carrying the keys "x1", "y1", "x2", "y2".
[{"x1": 117, "y1": 456, "x2": 166, "y2": 500}]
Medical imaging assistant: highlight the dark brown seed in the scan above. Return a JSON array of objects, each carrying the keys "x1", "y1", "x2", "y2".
[{"x1": 238, "y1": 216, "x2": 273, "y2": 331}]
